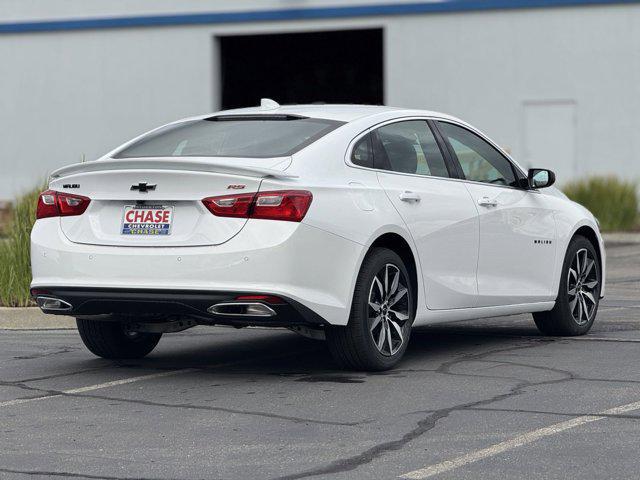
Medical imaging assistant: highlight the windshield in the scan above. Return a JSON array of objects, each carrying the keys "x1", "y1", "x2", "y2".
[{"x1": 114, "y1": 115, "x2": 344, "y2": 159}]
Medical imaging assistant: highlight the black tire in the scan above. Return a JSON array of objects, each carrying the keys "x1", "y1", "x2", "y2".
[
  {"x1": 76, "y1": 317, "x2": 162, "y2": 359},
  {"x1": 533, "y1": 235, "x2": 601, "y2": 336},
  {"x1": 326, "y1": 248, "x2": 415, "y2": 371}
]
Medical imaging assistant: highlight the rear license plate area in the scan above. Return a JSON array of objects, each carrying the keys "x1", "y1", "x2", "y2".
[{"x1": 121, "y1": 205, "x2": 173, "y2": 235}]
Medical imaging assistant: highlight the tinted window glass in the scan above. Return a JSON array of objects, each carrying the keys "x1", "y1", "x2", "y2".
[
  {"x1": 115, "y1": 116, "x2": 343, "y2": 159},
  {"x1": 373, "y1": 121, "x2": 449, "y2": 178},
  {"x1": 351, "y1": 133, "x2": 373, "y2": 168},
  {"x1": 437, "y1": 122, "x2": 517, "y2": 187}
]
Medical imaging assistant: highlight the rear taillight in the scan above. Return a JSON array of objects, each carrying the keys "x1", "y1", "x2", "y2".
[
  {"x1": 36, "y1": 190, "x2": 91, "y2": 219},
  {"x1": 202, "y1": 190, "x2": 312, "y2": 222},
  {"x1": 201, "y1": 193, "x2": 255, "y2": 218}
]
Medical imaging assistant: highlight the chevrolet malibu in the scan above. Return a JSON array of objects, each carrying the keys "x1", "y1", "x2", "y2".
[{"x1": 30, "y1": 102, "x2": 605, "y2": 370}]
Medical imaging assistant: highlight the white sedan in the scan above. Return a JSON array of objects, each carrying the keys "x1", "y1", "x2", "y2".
[{"x1": 30, "y1": 102, "x2": 605, "y2": 370}]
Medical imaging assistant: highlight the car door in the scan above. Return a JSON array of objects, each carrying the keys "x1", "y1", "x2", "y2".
[
  {"x1": 370, "y1": 119, "x2": 480, "y2": 309},
  {"x1": 435, "y1": 121, "x2": 557, "y2": 307}
]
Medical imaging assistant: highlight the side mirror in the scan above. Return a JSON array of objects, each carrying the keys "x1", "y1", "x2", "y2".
[{"x1": 528, "y1": 168, "x2": 556, "y2": 189}]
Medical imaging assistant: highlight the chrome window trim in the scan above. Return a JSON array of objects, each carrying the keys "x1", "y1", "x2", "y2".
[{"x1": 344, "y1": 116, "x2": 536, "y2": 193}]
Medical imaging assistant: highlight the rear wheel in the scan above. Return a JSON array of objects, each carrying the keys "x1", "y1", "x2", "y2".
[
  {"x1": 326, "y1": 248, "x2": 414, "y2": 371},
  {"x1": 76, "y1": 317, "x2": 162, "y2": 359},
  {"x1": 533, "y1": 235, "x2": 601, "y2": 336}
]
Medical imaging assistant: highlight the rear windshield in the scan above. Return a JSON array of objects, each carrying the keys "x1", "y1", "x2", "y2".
[{"x1": 113, "y1": 115, "x2": 344, "y2": 159}]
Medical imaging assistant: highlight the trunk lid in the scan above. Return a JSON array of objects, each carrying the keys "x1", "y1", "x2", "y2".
[{"x1": 49, "y1": 157, "x2": 293, "y2": 247}]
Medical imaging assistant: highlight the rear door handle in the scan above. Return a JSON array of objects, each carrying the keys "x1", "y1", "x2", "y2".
[
  {"x1": 399, "y1": 191, "x2": 421, "y2": 202},
  {"x1": 477, "y1": 196, "x2": 498, "y2": 207}
]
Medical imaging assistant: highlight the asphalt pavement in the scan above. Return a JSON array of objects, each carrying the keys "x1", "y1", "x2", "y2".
[{"x1": 0, "y1": 242, "x2": 639, "y2": 480}]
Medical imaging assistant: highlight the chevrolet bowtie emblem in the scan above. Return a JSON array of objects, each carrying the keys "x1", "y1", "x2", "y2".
[{"x1": 131, "y1": 182, "x2": 156, "y2": 193}]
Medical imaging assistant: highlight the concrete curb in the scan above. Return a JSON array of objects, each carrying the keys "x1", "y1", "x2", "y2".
[
  {"x1": 0, "y1": 307, "x2": 75, "y2": 330},
  {"x1": 603, "y1": 232, "x2": 640, "y2": 246}
]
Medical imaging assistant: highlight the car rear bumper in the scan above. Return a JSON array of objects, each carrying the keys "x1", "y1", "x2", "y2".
[
  {"x1": 30, "y1": 287, "x2": 327, "y2": 327},
  {"x1": 31, "y1": 218, "x2": 364, "y2": 326}
]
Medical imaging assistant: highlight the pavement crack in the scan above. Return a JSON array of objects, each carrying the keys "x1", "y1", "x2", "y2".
[
  {"x1": 12, "y1": 346, "x2": 78, "y2": 360},
  {"x1": 0, "y1": 366, "x2": 110, "y2": 385},
  {"x1": 481, "y1": 359, "x2": 577, "y2": 380},
  {"x1": 0, "y1": 468, "x2": 185, "y2": 480},
  {"x1": 270, "y1": 409, "x2": 453, "y2": 480},
  {"x1": 270, "y1": 340, "x2": 570, "y2": 480},
  {"x1": 433, "y1": 339, "x2": 555, "y2": 377},
  {"x1": 0, "y1": 380, "x2": 62, "y2": 398},
  {"x1": 61, "y1": 392, "x2": 363, "y2": 427}
]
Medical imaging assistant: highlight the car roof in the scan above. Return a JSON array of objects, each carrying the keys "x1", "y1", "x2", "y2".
[{"x1": 197, "y1": 104, "x2": 461, "y2": 123}]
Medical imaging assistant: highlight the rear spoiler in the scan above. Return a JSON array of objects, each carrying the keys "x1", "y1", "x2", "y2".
[{"x1": 50, "y1": 157, "x2": 298, "y2": 180}]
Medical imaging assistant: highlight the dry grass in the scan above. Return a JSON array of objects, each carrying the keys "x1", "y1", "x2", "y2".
[
  {"x1": 0, "y1": 186, "x2": 43, "y2": 306},
  {"x1": 563, "y1": 176, "x2": 638, "y2": 232}
]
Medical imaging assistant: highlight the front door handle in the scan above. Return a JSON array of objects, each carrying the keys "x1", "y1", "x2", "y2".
[
  {"x1": 477, "y1": 196, "x2": 498, "y2": 207},
  {"x1": 399, "y1": 191, "x2": 421, "y2": 202}
]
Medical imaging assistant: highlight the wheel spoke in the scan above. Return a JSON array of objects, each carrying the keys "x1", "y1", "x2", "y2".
[
  {"x1": 568, "y1": 268, "x2": 578, "y2": 281},
  {"x1": 386, "y1": 323, "x2": 394, "y2": 354},
  {"x1": 569, "y1": 295, "x2": 578, "y2": 313},
  {"x1": 372, "y1": 276, "x2": 384, "y2": 302},
  {"x1": 389, "y1": 318, "x2": 403, "y2": 340},
  {"x1": 582, "y1": 249, "x2": 590, "y2": 274},
  {"x1": 580, "y1": 294, "x2": 590, "y2": 322},
  {"x1": 389, "y1": 270, "x2": 400, "y2": 297},
  {"x1": 389, "y1": 287, "x2": 407, "y2": 307},
  {"x1": 369, "y1": 301, "x2": 382, "y2": 313},
  {"x1": 370, "y1": 314, "x2": 382, "y2": 331},
  {"x1": 384, "y1": 266, "x2": 390, "y2": 297},
  {"x1": 583, "y1": 258, "x2": 595, "y2": 279},
  {"x1": 584, "y1": 280, "x2": 598, "y2": 290},
  {"x1": 576, "y1": 295, "x2": 583, "y2": 322},
  {"x1": 568, "y1": 286, "x2": 577, "y2": 296},
  {"x1": 582, "y1": 290, "x2": 596, "y2": 305},
  {"x1": 575, "y1": 254, "x2": 581, "y2": 277},
  {"x1": 376, "y1": 325, "x2": 386, "y2": 350},
  {"x1": 389, "y1": 309, "x2": 409, "y2": 321}
]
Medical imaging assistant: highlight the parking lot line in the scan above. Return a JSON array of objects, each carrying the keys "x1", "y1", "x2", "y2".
[
  {"x1": 400, "y1": 399, "x2": 640, "y2": 479},
  {"x1": 0, "y1": 347, "x2": 312, "y2": 410},
  {"x1": 0, "y1": 368, "x2": 197, "y2": 409},
  {"x1": 569, "y1": 337, "x2": 640, "y2": 343}
]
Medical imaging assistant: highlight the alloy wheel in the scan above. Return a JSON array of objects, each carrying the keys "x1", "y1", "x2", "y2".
[
  {"x1": 368, "y1": 263, "x2": 410, "y2": 356},
  {"x1": 567, "y1": 248, "x2": 599, "y2": 326}
]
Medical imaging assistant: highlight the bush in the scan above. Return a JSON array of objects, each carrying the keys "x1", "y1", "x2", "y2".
[
  {"x1": 563, "y1": 176, "x2": 638, "y2": 232},
  {"x1": 0, "y1": 186, "x2": 43, "y2": 307}
]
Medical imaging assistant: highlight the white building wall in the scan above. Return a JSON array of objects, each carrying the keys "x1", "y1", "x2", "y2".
[
  {"x1": 1, "y1": 27, "x2": 215, "y2": 198},
  {"x1": 1, "y1": 2, "x2": 639, "y2": 199},
  {"x1": 386, "y1": 4, "x2": 640, "y2": 184}
]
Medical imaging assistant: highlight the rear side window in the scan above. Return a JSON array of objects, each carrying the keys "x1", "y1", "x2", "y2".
[
  {"x1": 114, "y1": 116, "x2": 344, "y2": 159},
  {"x1": 437, "y1": 122, "x2": 518, "y2": 187},
  {"x1": 373, "y1": 121, "x2": 450, "y2": 178},
  {"x1": 351, "y1": 133, "x2": 373, "y2": 168}
]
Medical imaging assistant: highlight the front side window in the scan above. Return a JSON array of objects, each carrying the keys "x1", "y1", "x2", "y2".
[
  {"x1": 114, "y1": 116, "x2": 344, "y2": 159},
  {"x1": 437, "y1": 122, "x2": 517, "y2": 187},
  {"x1": 373, "y1": 121, "x2": 450, "y2": 178}
]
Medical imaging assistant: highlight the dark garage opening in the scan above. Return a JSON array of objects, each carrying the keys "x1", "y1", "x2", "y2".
[{"x1": 218, "y1": 29, "x2": 383, "y2": 110}]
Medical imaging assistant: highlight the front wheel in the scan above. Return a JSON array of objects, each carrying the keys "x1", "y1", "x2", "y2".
[
  {"x1": 76, "y1": 317, "x2": 162, "y2": 359},
  {"x1": 533, "y1": 235, "x2": 601, "y2": 336},
  {"x1": 326, "y1": 248, "x2": 414, "y2": 371}
]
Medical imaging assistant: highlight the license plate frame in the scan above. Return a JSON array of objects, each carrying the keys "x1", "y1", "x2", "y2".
[{"x1": 121, "y1": 204, "x2": 174, "y2": 236}]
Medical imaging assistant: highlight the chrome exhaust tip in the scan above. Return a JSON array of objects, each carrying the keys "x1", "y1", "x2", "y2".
[
  {"x1": 36, "y1": 297, "x2": 73, "y2": 311},
  {"x1": 207, "y1": 302, "x2": 276, "y2": 317}
]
